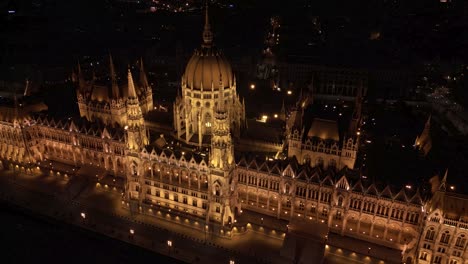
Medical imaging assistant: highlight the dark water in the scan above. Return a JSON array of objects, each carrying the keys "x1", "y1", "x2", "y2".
[{"x1": 0, "y1": 201, "x2": 184, "y2": 264}]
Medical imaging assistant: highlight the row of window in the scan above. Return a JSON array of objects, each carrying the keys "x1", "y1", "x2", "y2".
[
  {"x1": 425, "y1": 229, "x2": 466, "y2": 248},
  {"x1": 146, "y1": 188, "x2": 209, "y2": 209},
  {"x1": 238, "y1": 174, "x2": 280, "y2": 191},
  {"x1": 186, "y1": 92, "x2": 230, "y2": 99},
  {"x1": 145, "y1": 182, "x2": 208, "y2": 200},
  {"x1": 349, "y1": 199, "x2": 420, "y2": 224},
  {"x1": 420, "y1": 252, "x2": 460, "y2": 264}
]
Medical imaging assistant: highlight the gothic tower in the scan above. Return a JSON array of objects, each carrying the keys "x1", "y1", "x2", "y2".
[
  {"x1": 125, "y1": 68, "x2": 148, "y2": 151},
  {"x1": 208, "y1": 74, "x2": 237, "y2": 226}
]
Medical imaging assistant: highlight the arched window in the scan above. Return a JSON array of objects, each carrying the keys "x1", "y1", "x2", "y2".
[
  {"x1": 285, "y1": 184, "x2": 290, "y2": 194},
  {"x1": 131, "y1": 163, "x2": 138, "y2": 176},
  {"x1": 425, "y1": 227, "x2": 435, "y2": 241},
  {"x1": 455, "y1": 234, "x2": 466, "y2": 248},
  {"x1": 338, "y1": 196, "x2": 343, "y2": 207},
  {"x1": 329, "y1": 159, "x2": 337, "y2": 169},
  {"x1": 205, "y1": 113, "x2": 212, "y2": 133},
  {"x1": 440, "y1": 231, "x2": 451, "y2": 244}
]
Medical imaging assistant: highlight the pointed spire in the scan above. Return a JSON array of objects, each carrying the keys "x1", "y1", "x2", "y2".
[
  {"x1": 425, "y1": 114, "x2": 432, "y2": 129},
  {"x1": 280, "y1": 100, "x2": 286, "y2": 121},
  {"x1": 439, "y1": 169, "x2": 448, "y2": 192},
  {"x1": 23, "y1": 79, "x2": 30, "y2": 97},
  {"x1": 202, "y1": 1, "x2": 213, "y2": 47},
  {"x1": 127, "y1": 68, "x2": 137, "y2": 98},
  {"x1": 353, "y1": 81, "x2": 363, "y2": 120},
  {"x1": 110, "y1": 54, "x2": 120, "y2": 98},
  {"x1": 218, "y1": 74, "x2": 224, "y2": 110},
  {"x1": 77, "y1": 61, "x2": 86, "y2": 90},
  {"x1": 139, "y1": 57, "x2": 149, "y2": 89}
]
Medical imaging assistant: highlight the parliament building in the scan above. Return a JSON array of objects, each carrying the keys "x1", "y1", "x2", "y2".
[{"x1": 0, "y1": 7, "x2": 467, "y2": 264}]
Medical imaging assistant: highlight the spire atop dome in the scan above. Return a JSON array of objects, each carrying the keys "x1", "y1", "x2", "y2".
[
  {"x1": 127, "y1": 68, "x2": 137, "y2": 98},
  {"x1": 202, "y1": 2, "x2": 213, "y2": 47}
]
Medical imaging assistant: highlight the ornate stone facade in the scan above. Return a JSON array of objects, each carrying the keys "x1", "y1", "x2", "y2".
[
  {"x1": 76, "y1": 56, "x2": 153, "y2": 127},
  {"x1": 173, "y1": 7, "x2": 245, "y2": 147},
  {"x1": 1, "y1": 7, "x2": 467, "y2": 264}
]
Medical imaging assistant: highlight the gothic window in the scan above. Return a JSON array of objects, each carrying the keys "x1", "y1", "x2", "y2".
[
  {"x1": 299, "y1": 201, "x2": 305, "y2": 211},
  {"x1": 216, "y1": 206, "x2": 220, "y2": 213},
  {"x1": 285, "y1": 184, "x2": 290, "y2": 194},
  {"x1": 174, "y1": 194, "x2": 178, "y2": 202},
  {"x1": 303, "y1": 155, "x2": 311, "y2": 165},
  {"x1": 338, "y1": 196, "x2": 343, "y2": 207},
  {"x1": 322, "y1": 207, "x2": 328, "y2": 217},
  {"x1": 183, "y1": 196, "x2": 188, "y2": 204},
  {"x1": 329, "y1": 159, "x2": 337, "y2": 169},
  {"x1": 192, "y1": 199, "x2": 198, "y2": 207},
  {"x1": 131, "y1": 163, "x2": 138, "y2": 176},
  {"x1": 164, "y1": 192, "x2": 169, "y2": 199},
  {"x1": 434, "y1": 256, "x2": 441, "y2": 264},
  {"x1": 441, "y1": 231, "x2": 451, "y2": 244},
  {"x1": 335, "y1": 210, "x2": 342, "y2": 220},
  {"x1": 310, "y1": 205, "x2": 316, "y2": 213},
  {"x1": 205, "y1": 112, "x2": 212, "y2": 130},
  {"x1": 286, "y1": 200, "x2": 291, "y2": 208},
  {"x1": 419, "y1": 252, "x2": 427, "y2": 260},
  {"x1": 455, "y1": 234, "x2": 466, "y2": 248}
]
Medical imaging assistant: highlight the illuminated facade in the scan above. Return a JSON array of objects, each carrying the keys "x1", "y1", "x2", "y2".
[
  {"x1": 76, "y1": 56, "x2": 153, "y2": 127},
  {"x1": 0, "y1": 7, "x2": 467, "y2": 264},
  {"x1": 173, "y1": 7, "x2": 245, "y2": 147}
]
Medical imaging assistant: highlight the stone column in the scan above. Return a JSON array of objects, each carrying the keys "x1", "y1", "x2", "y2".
[
  {"x1": 383, "y1": 225, "x2": 388, "y2": 240},
  {"x1": 341, "y1": 217, "x2": 347, "y2": 235},
  {"x1": 327, "y1": 210, "x2": 333, "y2": 227},
  {"x1": 277, "y1": 199, "x2": 282, "y2": 219}
]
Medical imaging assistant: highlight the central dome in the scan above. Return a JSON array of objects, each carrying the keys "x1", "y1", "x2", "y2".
[
  {"x1": 183, "y1": 47, "x2": 234, "y2": 91},
  {"x1": 181, "y1": 4, "x2": 234, "y2": 91}
]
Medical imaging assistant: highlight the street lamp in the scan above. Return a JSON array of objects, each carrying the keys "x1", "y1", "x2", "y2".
[
  {"x1": 80, "y1": 212, "x2": 86, "y2": 219},
  {"x1": 167, "y1": 240, "x2": 173, "y2": 256},
  {"x1": 229, "y1": 260, "x2": 235, "y2": 264},
  {"x1": 250, "y1": 84, "x2": 255, "y2": 90}
]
